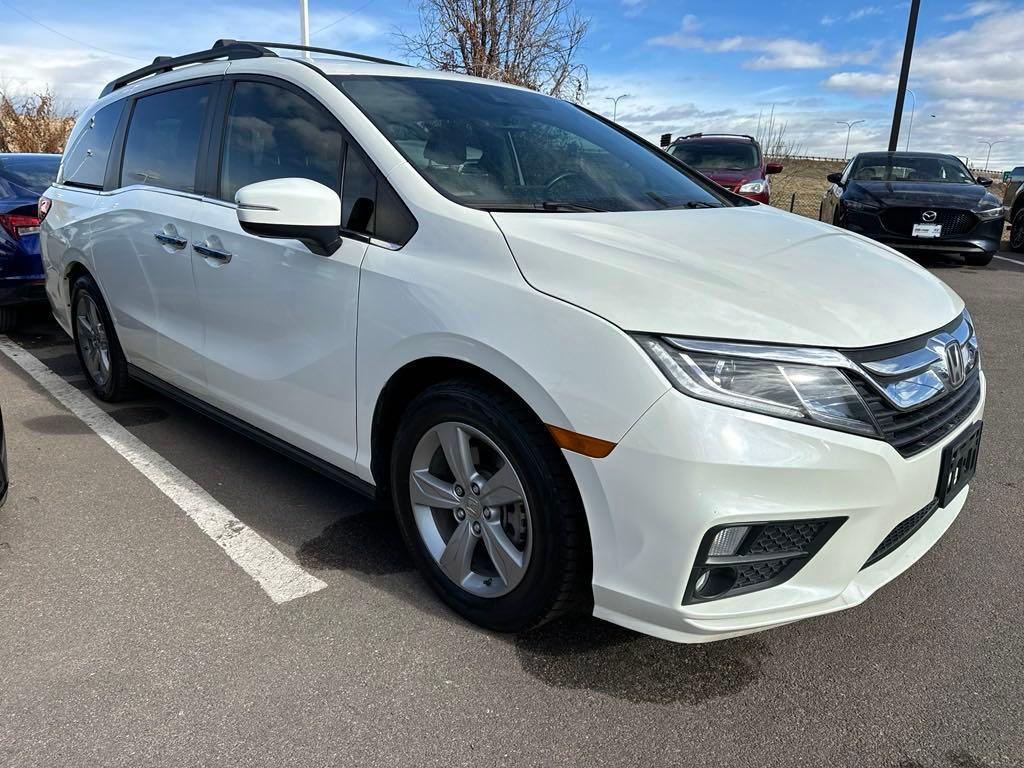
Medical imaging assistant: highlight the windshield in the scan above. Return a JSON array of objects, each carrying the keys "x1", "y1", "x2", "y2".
[
  {"x1": 0, "y1": 155, "x2": 60, "y2": 195},
  {"x1": 332, "y1": 76, "x2": 726, "y2": 212},
  {"x1": 669, "y1": 141, "x2": 760, "y2": 171},
  {"x1": 850, "y1": 154, "x2": 975, "y2": 184}
]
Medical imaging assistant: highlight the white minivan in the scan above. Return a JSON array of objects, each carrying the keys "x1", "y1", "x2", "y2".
[{"x1": 40, "y1": 41, "x2": 984, "y2": 643}]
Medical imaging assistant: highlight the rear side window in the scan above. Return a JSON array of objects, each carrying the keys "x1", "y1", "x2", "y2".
[
  {"x1": 61, "y1": 102, "x2": 122, "y2": 189},
  {"x1": 219, "y1": 81, "x2": 343, "y2": 201},
  {"x1": 121, "y1": 84, "x2": 213, "y2": 193}
]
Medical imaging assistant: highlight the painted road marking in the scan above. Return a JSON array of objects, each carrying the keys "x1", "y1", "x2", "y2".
[
  {"x1": 0, "y1": 337, "x2": 327, "y2": 604},
  {"x1": 994, "y1": 254, "x2": 1024, "y2": 267}
]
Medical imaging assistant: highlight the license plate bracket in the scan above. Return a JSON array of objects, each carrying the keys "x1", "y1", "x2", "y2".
[{"x1": 937, "y1": 422, "x2": 983, "y2": 507}]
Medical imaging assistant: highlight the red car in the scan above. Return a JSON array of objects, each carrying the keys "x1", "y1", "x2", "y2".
[{"x1": 664, "y1": 133, "x2": 782, "y2": 204}]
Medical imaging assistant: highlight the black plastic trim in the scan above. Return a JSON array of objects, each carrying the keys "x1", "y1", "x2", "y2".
[
  {"x1": 682, "y1": 517, "x2": 846, "y2": 605},
  {"x1": 226, "y1": 40, "x2": 409, "y2": 67},
  {"x1": 100, "y1": 42, "x2": 271, "y2": 97},
  {"x1": 127, "y1": 364, "x2": 376, "y2": 499}
]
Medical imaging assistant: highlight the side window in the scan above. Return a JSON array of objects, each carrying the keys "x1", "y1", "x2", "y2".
[
  {"x1": 220, "y1": 81, "x2": 343, "y2": 201},
  {"x1": 60, "y1": 102, "x2": 123, "y2": 189},
  {"x1": 341, "y1": 144, "x2": 376, "y2": 235},
  {"x1": 121, "y1": 84, "x2": 213, "y2": 192}
]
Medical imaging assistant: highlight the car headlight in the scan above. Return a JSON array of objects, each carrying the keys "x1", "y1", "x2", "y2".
[
  {"x1": 637, "y1": 336, "x2": 880, "y2": 437},
  {"x1": 738, "y1": 180, "x2": 765, "y2": 194},
  {"x1": 844, "y1": 199, "x2": 880, "y2": 212},
  {"x1": 976, "y1": 205, "x2": 1004, "y2": 221}
]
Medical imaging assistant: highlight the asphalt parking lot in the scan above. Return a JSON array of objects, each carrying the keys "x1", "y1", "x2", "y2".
[{"x1": 1, "y1": 252, "x2": 1022, "y2": 768}]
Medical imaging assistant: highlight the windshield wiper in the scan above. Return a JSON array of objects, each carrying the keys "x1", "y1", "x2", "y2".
[
  {"x1": 677, "y1": 200, "x2": 723, "y2": 209},
  {"x1": 540, "y1": 201, "x2": 608, "y2": 212}
]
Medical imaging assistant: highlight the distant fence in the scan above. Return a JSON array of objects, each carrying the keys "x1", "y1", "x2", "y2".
[{"x1": 768, "y1": 154, "x2": 847, "y2": 163}]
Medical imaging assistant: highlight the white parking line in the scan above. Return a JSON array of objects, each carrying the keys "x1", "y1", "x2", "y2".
[
  {"x1": 994, "y1": 254, "x2": 1024, "y2": 267},
  {"x1": 0, "y1": 337, "x2": 328, "y2": 604}
]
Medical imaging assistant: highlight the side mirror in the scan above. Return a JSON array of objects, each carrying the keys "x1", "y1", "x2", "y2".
[
  {"x1": 826, "y1": 172, "x2": 845, "y2": 186},
  {"x1": 976, "y1": 176, "x2": 993, "y2": 187},
  {"x1": 236, "y1": 178, "x2": 342, "y2": 256},
  {"x1": 765, "y1": 162, "x2": 784, "y2": 175}
]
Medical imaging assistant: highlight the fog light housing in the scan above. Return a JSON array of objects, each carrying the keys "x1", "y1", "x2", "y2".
[{"x1": 683, "y1": 518, "x2": 846, "y2": 604}]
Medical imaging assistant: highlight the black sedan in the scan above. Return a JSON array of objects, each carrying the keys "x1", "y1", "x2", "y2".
[{"x1": 820, "y1": 151, "x2": 1004, "y2": 266}]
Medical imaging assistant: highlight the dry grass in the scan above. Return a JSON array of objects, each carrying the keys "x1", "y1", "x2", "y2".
[{"x1": 0, "y1": 89, "x2": 75, "y2": 153}]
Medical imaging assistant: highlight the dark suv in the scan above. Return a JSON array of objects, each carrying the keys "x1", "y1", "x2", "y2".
[
  {"x1": 664, "y1": 133, "x2": 782, "y2": 204},
  {"x1": 1004, "y1": 165, "x2": 1023, "y2": 252}
]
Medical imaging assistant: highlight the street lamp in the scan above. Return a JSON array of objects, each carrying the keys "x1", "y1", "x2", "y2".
[
  {"x1": 605, "y1": 94, "x2": 628, "y2": 122},
  {"x1": 299, "y1": 0, "x2": 311, "y2": 58},
  {"x1": 836, "y1": 120, "x2": 865, "y2": 159},
  {"x1": 904, "y1": 88, "x2": 916, "y2": 151},
  {"x1": 978, "y1": 139, "x2": 1006, "y2": 170}
]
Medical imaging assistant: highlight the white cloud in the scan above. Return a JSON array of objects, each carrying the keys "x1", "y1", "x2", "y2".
[
  {"x1": 822, "y1": 6, "x2": 883, "y2": 25},
  {"x1": 941, "y1": 1, "x2": 1009, "y2": 21}
]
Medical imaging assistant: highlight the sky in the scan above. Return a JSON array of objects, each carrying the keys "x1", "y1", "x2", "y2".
[{"x1": 1, "y1": 0, "x2": 1022, "y2": 168}]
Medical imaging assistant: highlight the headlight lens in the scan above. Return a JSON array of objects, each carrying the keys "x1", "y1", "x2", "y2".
[
  {"x1": 976, "y1": 205, "x2": 1004, "y2": 221},
  {"x1": 844, "y1": 199, "x2": 880, "y2": 212},
  {"x1": 738, "y1": 180, "x2": 765, "y2": 194},
  {"x1": 638, "y1": 336, "x2": 879, "y2": 436}
]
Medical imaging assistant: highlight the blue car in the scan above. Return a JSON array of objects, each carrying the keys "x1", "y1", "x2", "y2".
[{"x1": 1, "y1": 153, "x2": 61, "y2": 332}]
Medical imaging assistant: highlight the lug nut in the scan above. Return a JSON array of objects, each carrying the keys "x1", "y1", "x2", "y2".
[
  {"x1": 455, "y1": 508, "x2": 466, "y2": 521},
  {"x1": 483, "y1": 508, "x2": 493, "y2": 520},
  {"x1": 471, "y1": 521, "x2": 482, "y2": 535},
  {"x1": 454, "y1": 485, "x2": 465, "y2": 497},
  {"x1": 471, "y1": 482, "x2": 481, "y2": 495}
]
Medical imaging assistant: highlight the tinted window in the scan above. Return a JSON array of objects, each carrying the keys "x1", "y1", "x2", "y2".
[
  {"x1": 61, "y1": 102, "x2": 122, "y2": 188},
  {"x1": 0, "y1": 155, "x2": 61, "y2": 195},
  {"x1": 121, "y1": 84, "x2": 212, "y2": 192},
  {"x1": 341, "y1": 145, "x2": 376, "y2": 234},
  {"x1": 334, "y1": 76, "x2": 724, "y2": 212},
  {"x1": 850, "y1": 154, "x2": 974, "y2": 184},
  {"x1": 669, "y1": 141, "x2": 760, "y2": 171},
  {"x1": 220, "y1": 81, "x2": 342, "y2": 201}
]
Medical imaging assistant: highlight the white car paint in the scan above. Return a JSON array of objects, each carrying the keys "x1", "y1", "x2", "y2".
[{"x1": 40, "y1": 53, "x2": 984, "y2": 643}]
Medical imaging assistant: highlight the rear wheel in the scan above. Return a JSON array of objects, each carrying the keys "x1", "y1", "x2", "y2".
[
  {"x1": 1010, "y1": 208, "x2": 1024, "y2": 253},
  {"x1": 390, "y1": 379, "x2": 589, "y2": 632},
  {"x1": 71, "y1": 276, "x2": 133, "y2": 401},
  {"x1": 0, "y1": 308, "x2": 17, "y2": 333}
]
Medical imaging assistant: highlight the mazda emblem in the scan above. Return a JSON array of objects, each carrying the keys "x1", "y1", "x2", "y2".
[
  {"x1": 922, "y1": 210, "x2": 938, "y2": 222},
  {"x1": 944, "y1": 341, "x2": 966, "y2": 388}
]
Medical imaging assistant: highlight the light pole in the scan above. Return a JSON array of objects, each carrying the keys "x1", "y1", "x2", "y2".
[
  {"x1": 836, "y1": 120, "x2": 865, "y2": 159},
  {"x1": 978, "y1": 139, "x2": 1005, "y2": 170},
  {"x1": 605, "y1": 94, "x2": 628, "y2": 122},
  {"x1": 904, "y1": 88, "x2": 916, "y2": 151},
  {"x1": 299, "y1": 0, "x2": 311, "y2": 58},
  {"x1": 889, "y1": 0, "x2": 921, "y2": 151}
]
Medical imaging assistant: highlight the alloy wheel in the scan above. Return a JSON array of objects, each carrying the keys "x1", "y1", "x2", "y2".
[
  {"x1": 75, "y1": 293, "x2": 112, "y2": 387},
  {"x1": 408, "y1": 421, "x2": 533, "y2": 598}
]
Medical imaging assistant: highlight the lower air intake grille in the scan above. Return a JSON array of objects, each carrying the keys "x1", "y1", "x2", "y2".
[
  {"x1": 734, "y1": 558, "x2": 793, "y2": 588},
  {"x1": 862, "y1": 499, "x2": 940, "y2": 569},
  {"x1": 745, "y1": 520, "x2": 828, "y2": 555}
]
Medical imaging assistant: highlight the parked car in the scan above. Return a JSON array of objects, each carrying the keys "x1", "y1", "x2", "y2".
[
  {"x1": 664, "y1": 133, "x2": 782, "y2": 204},
  {"x1": 1003, "y1": 165, "x2": 1024, "y2": 252},
  {"x1": 0, "y1": 153, "x2": 61, "y2": 331},
  {"x1": 41, "y1": 41, "x2": 985, "y2": 643},
  {"x1": 820, "y1": 151, "x2": 1004, "y2": 266},
  {"x1": 0, "y1": 404, "x2": 8, "y2": 507}
]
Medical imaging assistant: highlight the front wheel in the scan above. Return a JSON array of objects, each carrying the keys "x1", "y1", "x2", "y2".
[
  {"x1": 390, "y1": 380, "x2": 590, "y2": 632},
  {"x1": 1010, "y1": 208, "x2": 1024, "y2": 253}
]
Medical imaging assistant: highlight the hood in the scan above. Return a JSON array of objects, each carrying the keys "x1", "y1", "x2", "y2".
[
  {"x1": 699, "y1": 168, "x2": 761, "y2": 187},
  {"x1": 492, "y1": 205, "x2": 964, "y2": 348},
  {"x1": 848, "y1": 181, "x2": 998, "y2": 210}
]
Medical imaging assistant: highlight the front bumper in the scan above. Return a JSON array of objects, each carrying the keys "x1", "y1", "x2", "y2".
[
  {"x1": 843, "y1": 210, "x2": 1003, "y2": 255},
  {"x1": 569, "y1": 374, "x2": 986, "y2": 643}
]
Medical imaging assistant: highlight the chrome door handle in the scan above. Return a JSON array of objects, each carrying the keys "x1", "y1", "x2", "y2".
[
  {"x1": 194, "y1": 243, "x2": 233, "y2": 263},
  {"x1": 154, "y1": 232, "x2": 187, "y2": 249}
]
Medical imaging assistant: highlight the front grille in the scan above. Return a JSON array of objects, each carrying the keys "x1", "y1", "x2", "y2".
[
  {"x1": 880, "y1": 207, "x2": 977, "y2": 238},
  {"x1": 862, "y1": 499, "x2": 940, "y2": 569},
  {"x1": 744, "y1": 520, "x2": 828, "y2": 555},
  {"x1": 734, "y1": 558, "x2": 792, "y2": 588},
  {"x1": 850, "y1": 369, "x2": 981, "y2": 457}
]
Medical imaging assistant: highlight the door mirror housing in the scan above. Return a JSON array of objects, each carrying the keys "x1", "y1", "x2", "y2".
[
  {"x1": 236, "y1": 178, "x2": 342, "y2": 256},
  {"x1": 976, "y1": 176, "x2": 993, "y2": 187},
  {"x1": 765, "y1": 162, "x2": 784, "y2": 175},
  {"x1": 826, "y1": 172, "x2": 845, "y2": 186}
]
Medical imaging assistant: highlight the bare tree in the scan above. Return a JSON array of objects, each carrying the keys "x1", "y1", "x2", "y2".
[
  {"x1": 397, "y1": 0, "x2": 590, "y2": 101},
  {"x1": 0, "y1": 88, "x2": 76, "y2": 153},
  {"x1": 755, "y1": 104, "x2": 803, "y2": 159}
]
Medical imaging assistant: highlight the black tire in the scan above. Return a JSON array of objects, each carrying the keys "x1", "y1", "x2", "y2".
[
  {"x1": 964, "y1": 251, "x2": 995, "y2": 267},
  {"x1": 390, "y1": 379, "x2": 590, "y2": 633},
  {"x1": 70, "y1": 275, "x2": 134, "y2": 401},
  {"x1": 1010, "y1": 207, "x2": 1024, "y2": 253},
  {"x1": 0, "y1": 307, "x2": 17, "y2": 333}
]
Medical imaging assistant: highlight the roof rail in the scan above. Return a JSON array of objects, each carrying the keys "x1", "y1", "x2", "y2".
[
  {"x1": 225, "y1": 40, "x2": 410, "y2": 67},
  {"x1": 100, "y1": 41, "x2": 272, "y2": 97},
  {"x1": 680, "y1": 132, "x2": 757, "y2": 143}
]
